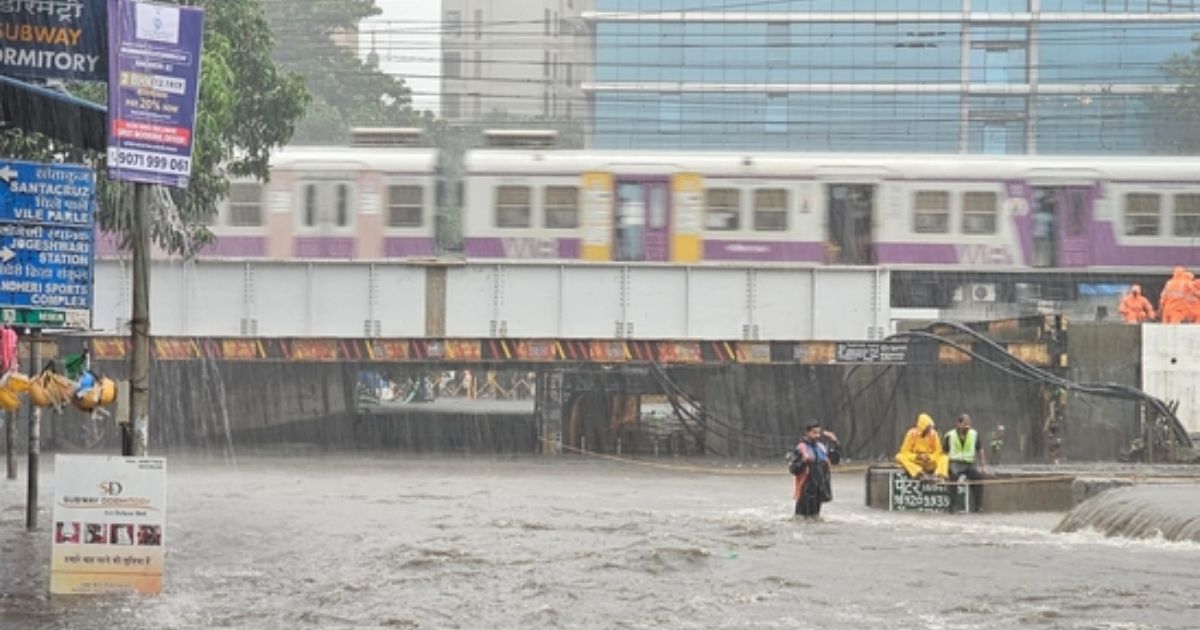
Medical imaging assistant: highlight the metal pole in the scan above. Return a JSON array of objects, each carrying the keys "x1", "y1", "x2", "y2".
[
  {"x1": 26, "y1": 329, "x2": 40, "y2": 531},
  {"x1": 5, "y1": 408, "x2": 15, "y2": 480},
  {"x1": 127, "y1": 183, "x2": 151, "y2": 457}
]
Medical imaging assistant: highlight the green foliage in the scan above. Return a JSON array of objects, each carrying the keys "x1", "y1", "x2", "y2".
[
  {"x1": 1153, "y1": 43, "x2": 1200, "y2": 154},
  {"x1": 262, "y1": 0, "x2": 427, "y2": 143},
  {"x1": 0, "y1": 0, "x2": 307, "y2": 256}
]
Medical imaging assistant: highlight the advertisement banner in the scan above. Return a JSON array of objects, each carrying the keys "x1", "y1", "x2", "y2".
[
  {"x1": 106, "y1": 0, "x2": 204, "y2": 188},
  {"x1": 0, "y1": 158, "x2": 95, "y2": 329},
  {"x1": 50, "y1": 455, "x2": 167, "y2": 595},
  {"x1": 0, "y1": 0, "x2": 107, "y2": 81}
]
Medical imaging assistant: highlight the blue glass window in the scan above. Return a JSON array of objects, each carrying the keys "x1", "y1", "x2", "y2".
[
  {"x1": 659, "y1": 94, "x2": 681, "y2": 133},
  {"x1": 766, "y1": 94, "x2": 788, "y2": 134}
]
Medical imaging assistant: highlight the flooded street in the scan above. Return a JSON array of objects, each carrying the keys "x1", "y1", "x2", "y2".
[{"x1": 2, "y1": 455, "x2": 1199, "y2": 630}]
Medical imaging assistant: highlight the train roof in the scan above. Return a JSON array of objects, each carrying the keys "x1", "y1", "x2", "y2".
[
  {"x1": 464, "y1": 150, "x2": 1200, "y2": 181},
  {"x1": 269, "y1": 145, "x2": 438, "y2": 173}
]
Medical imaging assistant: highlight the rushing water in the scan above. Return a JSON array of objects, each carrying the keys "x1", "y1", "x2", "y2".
[
  {"x1": 2, "y1": 455, "x2": 1199, "y2": 630},
  {"x1": 1055, "y1": 484, "x2": 1200, "y2": 544}
]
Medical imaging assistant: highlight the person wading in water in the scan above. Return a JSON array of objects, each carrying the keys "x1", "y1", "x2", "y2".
[{"x1": 789, "y1": 422, "x2": 841, "y2": 519}]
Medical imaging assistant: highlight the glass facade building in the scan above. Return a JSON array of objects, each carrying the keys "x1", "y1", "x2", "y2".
[{"x1": 587, "y1": 0, "x2": 1200, "y2": 153}]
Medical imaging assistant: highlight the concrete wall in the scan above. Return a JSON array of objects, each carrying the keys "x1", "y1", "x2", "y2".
[
  {"x1": 684, "y1": 362, "x2": 1045, "y2": 462},
  {"x1": 1142, "y1": 324, "x2": 1200, "y2": 436},
  {"x1": 1068, "y1": 323, "x2": 1142, "y2": 460}
]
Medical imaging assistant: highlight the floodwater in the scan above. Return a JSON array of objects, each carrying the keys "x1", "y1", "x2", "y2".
[{"x1": 2, "y1": 455, "x2": 1199, "y2": 630}]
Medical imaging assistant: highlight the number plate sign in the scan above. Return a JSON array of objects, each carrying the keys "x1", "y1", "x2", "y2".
[
  {"x1": 105, "y1": 0, "x2": 204, "y2": 189},
  {"x1": 888, "y1": 471, "x2": 968, "y2": 513}
]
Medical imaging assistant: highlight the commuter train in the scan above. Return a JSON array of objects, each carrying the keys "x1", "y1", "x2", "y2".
[
  {"x1": 462, "y1": 150, "x2": 1200, "y2": 270},
  {"x1": 188, "y1": 144, "x2": 440, "y2": 260},
  {"x1": 190, "y1": 136, "x2": 1200, "y2": 273}
]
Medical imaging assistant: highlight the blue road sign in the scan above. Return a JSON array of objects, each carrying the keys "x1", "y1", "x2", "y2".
[{"x1": 0, "y1": 159, "x2": 95, "y2": 329}]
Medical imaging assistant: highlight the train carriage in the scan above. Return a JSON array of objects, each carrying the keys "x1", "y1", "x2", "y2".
[
  {"x1": 461, "y1": 150, "x2": 1200, "y2": 272},
  {"x1": 203, "y1": 137, "x2": 439, "y2": 260}
]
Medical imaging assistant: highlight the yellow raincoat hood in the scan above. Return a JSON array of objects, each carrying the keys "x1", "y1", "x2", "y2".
[{"x1": 916, "y1": 413, "x2": 934, "y2": 432}]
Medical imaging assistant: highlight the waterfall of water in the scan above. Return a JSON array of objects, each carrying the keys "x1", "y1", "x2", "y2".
[{"x1": 1055, "y1": 484, "x2": 1200, "y2": 543}]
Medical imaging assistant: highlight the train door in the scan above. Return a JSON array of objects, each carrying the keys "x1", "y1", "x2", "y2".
[
  {"x1": 614, "y1": 178, "x2": 671, "y2": 262},
  {"x1": 1032, "y1": 186, "x2": 1092, "y2": 268},
  {"x1": 827, "y1": 184, "x2": 875, "y2": 265}
]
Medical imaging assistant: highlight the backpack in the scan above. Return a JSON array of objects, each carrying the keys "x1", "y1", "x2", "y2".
[{"x1": 786, "y1": 447, "x2": 806, "y2": 476}]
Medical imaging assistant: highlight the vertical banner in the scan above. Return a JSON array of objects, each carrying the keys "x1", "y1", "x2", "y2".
[
  {"x1": 106, "y1": 0, "x2": 204, "y2": 189},
  {"x1": 580, "y1": 172, "x2": 613, "y2": 262},
  {"x1": 50, "y1": 455, "x2": 167, "y2": 594},
  {"x1": 0, "y1": 0, "x2": 108, "y2": 81},
  {"x1": 671, "y1": 173, "x2": 703, "y2": 263}
]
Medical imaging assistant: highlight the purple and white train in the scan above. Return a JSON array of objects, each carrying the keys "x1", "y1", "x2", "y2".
[
  {"x1": 462, "y1": 150, "x2": 1200, "y2": 270},
  {"x1": 166, "y1": 141, "x2": 1200, "y2": 274}
]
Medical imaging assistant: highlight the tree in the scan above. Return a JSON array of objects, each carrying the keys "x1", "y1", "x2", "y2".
[
  {"x1": 1, "y1": 0, "x2": 308, "y2": 255},
  {"x1": 0, "y1": 0, "x2": 308, "y2": 456},
  {"x1": 1151, "y1": 39, "x2": 1200, "y2": 154},
  {"x1": 261, "y1": 0, "x2": 430, "y2": 144}
]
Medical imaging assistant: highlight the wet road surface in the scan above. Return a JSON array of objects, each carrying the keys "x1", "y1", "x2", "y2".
[{"x1": 2, "y1": 455, "x2": 1199, "y2": 629}]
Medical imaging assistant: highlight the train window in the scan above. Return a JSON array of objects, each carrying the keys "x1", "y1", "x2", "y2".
[
  {"x1": 496, "y1": 186, "x2": 532, "y2": 228},
  {"x1": 962, "y1": 192, "x2": 997, "y2": 235},
  {"x1": 303, "y1": 184, "x2": 318, "y2": 227},
  {"x1": 544, "y1": 186, "x2": 580, "y2": 229},
  {"x1": 1174, "y1": 194, "x2": 1200, "y2": 237},
  {"x1": 1124, "y1": 193, "x2": 1160, "y2": 236},
  {"x1": 387, "y1": 185, "x2": 424, "y2": 227},
  {"x1": 705, "y1": 188, "x2": 740, "y2": 231},
  {"x1": 228, "y1": 183, "x2": 263, "y2": 227},
  {"x1": 336, "y1": 184, "x2": 351, "y2": 227},
  {"x1": 753, "y1": 189, "x2": 788, "y2": 232},
  {"x1": 913, "y1": 191, "x2": 950, "y2": 234}
]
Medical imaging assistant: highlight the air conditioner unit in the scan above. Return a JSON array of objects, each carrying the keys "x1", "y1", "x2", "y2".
[{"x1": 970, "y1": 283, "x2": 997, "y2": 302}]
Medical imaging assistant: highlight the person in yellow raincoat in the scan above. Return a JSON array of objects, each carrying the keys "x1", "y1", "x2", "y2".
[{"x1": 895, "y1": 412, "x2": 949, "y2": 480}]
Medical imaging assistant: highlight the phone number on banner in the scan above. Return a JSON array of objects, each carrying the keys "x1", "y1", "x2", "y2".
[{"x1": 106, "y1": 148, "x2": 191, "y2": 176}]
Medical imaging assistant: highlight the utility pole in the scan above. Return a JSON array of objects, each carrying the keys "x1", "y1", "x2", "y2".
[
  {"x1": 126, "y1": 183, "x2": 151, "y2": 457},
  {"x1": 26, "y1": 329, "x2": 40, "y2": 531},
  {"x1": 5, "y1": 408, "x2": 14, "y2": 480}
]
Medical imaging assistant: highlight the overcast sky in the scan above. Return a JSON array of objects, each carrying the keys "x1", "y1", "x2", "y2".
[{"x1": 365, "y1": 0, "x2": 442, "y2": 114}]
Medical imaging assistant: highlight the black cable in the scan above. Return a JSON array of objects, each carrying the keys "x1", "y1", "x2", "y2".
[{"x1": 899, "y1": 321, "x2": 1194, "y2": 449}]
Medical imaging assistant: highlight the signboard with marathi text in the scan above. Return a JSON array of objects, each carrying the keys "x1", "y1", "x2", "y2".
[
  {"x1": 106, "y1": 0, "x2": 204, "y2": 188},
  {"x1": 835, "y1": 342, "x2": 908, "y2": 364},
  {"x1": 0, "y1": 159, "x2": 95, "y2": 329},
  {"x1": 888, "y1": 471, "x2": 967, "y2": 514},
  {"x1": 51, "y1": 455, "x2": 167, "y2": 595},
  {"x1": 0, "y1": 0, "x2": 107, "y2": 81}
]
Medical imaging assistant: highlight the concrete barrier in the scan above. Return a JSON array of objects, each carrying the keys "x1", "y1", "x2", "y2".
[{"x1": 865, "y1": 465, "x2": 1078, "y2": 513}]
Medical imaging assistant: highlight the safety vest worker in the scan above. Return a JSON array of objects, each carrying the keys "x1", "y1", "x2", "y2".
[
  {"x1": 943, "y1": 414, "x2": 988, "y2": 513},
  {"x1": 946, "y1": 426, "x2": 978, "y2": 464}
]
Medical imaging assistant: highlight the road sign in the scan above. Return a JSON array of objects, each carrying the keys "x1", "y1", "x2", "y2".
[
  {"x1": 1, "y1": 307, "x2": 67, "y2": 327},
  {"x1": 0, "y1": 159, "x2": 95, "y2": 329},
  {"x1": 106, "y1": 0, "x2": 205, "y2": 188},
  {"x1": 0, "y1": 0, "x2": 108, "y2": 81}
]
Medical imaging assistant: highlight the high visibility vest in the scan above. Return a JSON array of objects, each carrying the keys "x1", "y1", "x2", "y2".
[{"x1": 946, "y1": 429, "x2": 977, "y2": 463}]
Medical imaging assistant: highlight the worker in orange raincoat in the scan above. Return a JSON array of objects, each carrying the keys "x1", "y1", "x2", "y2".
[
  {"x1": 1118, "y1": 284, "x2": 1155, "y2": 324},
  {"x1": 895, "y1": 413, "x2": 949, "y2": 480},
  {"x1": 1160, "y1": 267, "x2": 1193, "y2": 324},
  {"x1": 1185, "y1": 279, "x2": 1200, "y2": 323}
]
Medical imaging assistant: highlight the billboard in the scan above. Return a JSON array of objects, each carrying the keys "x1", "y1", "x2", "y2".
[
  {"x1": 50, "y1": 455, "x2": 167, "y2": 595},
  {"x1": 0, "y1": 158, "x2": 95, "y2": 329},
  {"x1": 106, "y1": 0, "x2": 204, "y2": 188},
  {"x1": 0, "y1": 0, "x2": 108, "y2": 81}
]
